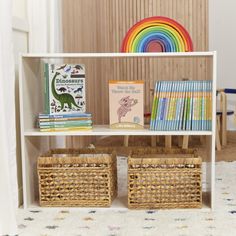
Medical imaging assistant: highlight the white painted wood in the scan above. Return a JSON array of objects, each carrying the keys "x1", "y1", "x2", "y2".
[
  {"x1": 19, "y1": 52, "x2": 216, "y2": 210},
  {"x1": 21, "y1": 52, "x2": 216, "y2": 58},
  {"x1": 23, "y1": 126, "x2": 213, "y2": 137},
  {"x1": 19, "y1": 55, "x2": 28, "y2": 209},
  {"x1": 13, "y1": 20, "x2": 29, "y2": 207},
  {"x1": 12, "y1": 16, "x2": 29, "y2": 33},
  {"x1": 13, "y1": 0, "x2": 27, "y2": 20},
  {"x1": 48, "y1": 0, "x2": 63, "y2": 53},
  {"x1": 210, "y1": 51, "x2": 217, "y2": 210}
]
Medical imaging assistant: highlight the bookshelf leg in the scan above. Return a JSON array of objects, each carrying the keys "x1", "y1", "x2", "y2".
[
  {"x1": 151, "y1": 136, "x2": 157, "y2": 147},
  {"x1": 182, "y1": 136, "x2": 189, "y2": 149},
  {"x1": 165, "y1": 136, "x2": 172, "y2": 148},
  {"x1": 200, "y1": 135, "x2": 205, "y2": 145},
  {"x1": 66, "y1": 137, "x2": 73, "y2": 148},
  {"x1": 178, "y1": 136, "x2": 182, "y2": 147},
  {"x1": 124, "y1": 136, "x2": 129, "y2": 147}
]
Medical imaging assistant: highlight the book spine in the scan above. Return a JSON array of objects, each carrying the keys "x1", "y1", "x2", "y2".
[
  {"x1": 187, "y1": 81, "x2": 194, "y2": 131},
  {"x1": 166, "y1": 81, "x2": 174, "y2": 131},
  {"x1": 182, "y1": 81, "x2": 189, "y2": 130},
  {"x1": 192, "y1": 81, "x2": 196, "y2": 131},
  {"x1": 174, "y1": 81, "x2": 181, "y2": 130},
  {"x1": 159, "y1": 81, "x2": 167, "y2": 130},
  {"x1": 39, "y1": 120, "x2": 92, "y2": 126},
  {"x1": 39, "y1": 113, "x2": 92, "y2": 119},
  {"x1": 39, "y1": 123, "x2": 92, "y2": 128},
  {"x1": 202, "y1": 81, "x2": 206, "y2": 130},
  {"x1": 161, "y1": 81, "x2": 170, "y2": 130},
  {"x1": 39, "y1": 117, "x2": 91, "y2": 122},
  {"x1": 207, "y1": 80, "x2": 213, "y2": 130},
  {"x1": 164, "y1": 81, "x2": 173, "y2": 131},
  {"x1": 197, "y1": 81, "x2": 201, "y2": 130},
  {"x1": 170, "y1": 82, "x2": 178, "y2": 130},
  {"x1": 40, "y1": 126, "x2": 92, "y2": 132},
  {"x1": 195, "y1": 81, "x2": 200, "y2": 131},
  {"x1": 198, "y1": 81, "x2": 203, "y2": 130},
  {"x1": 154, "y1": 81, "x2": 163, "y2": 130},
  {"x1": 176, "y1": 81, "x2": 182, "y2": 130},
  {"x1": 44, "y1": 63, "x2": 49, "y2": 114},
  {"x1": 150, "y1": 82, "x2": 158, "y2": 130}
]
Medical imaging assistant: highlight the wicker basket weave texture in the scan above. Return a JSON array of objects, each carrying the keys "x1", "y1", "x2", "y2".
[
  {"x1": 128, "y1": 147, "x2": 202, "y2": 209},
  {"x1": 38, "y1": 148, "x2": 117, "y2": 207}
]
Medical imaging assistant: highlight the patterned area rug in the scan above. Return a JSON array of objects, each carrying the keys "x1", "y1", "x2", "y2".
[{"x1": 17, "y1": 160, "x2": 236, "y2": 236}]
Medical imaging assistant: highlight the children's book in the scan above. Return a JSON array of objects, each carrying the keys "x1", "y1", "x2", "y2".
[
  {"x1": 44, "y1": 64, "x2": 86, "y2": 114},
  {"x1": 40, "y1": 126, "x2": 92, "y2": 132},
  {"x1": 109, "y1": 80, "x2": 144, "y2": 129},
  {"x1": 39, "y1": 120, "x2": 93, "y2": 128},
  {"x1": 39, "y1": 113, "x2": 91, "y2": 119},
  {"x1": 150, "y1": 81, "x2": 160, "y2": 130}
]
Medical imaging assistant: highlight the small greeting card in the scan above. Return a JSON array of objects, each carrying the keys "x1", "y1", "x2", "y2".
[{"x1": 109, "y1": 80, "x2": 144, "y2": 129}]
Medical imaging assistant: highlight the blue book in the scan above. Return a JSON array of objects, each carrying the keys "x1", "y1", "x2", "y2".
[
  {"x1": 173, "y1": 81, "x2": 181, "y2": 130},
  {"x1": 154, "y1": 81, "x2": 164, "y2": 130},
  {"x1": 163, "y1": 81, "x2": 173, "y2": 131},
  {"x1": 160, "y1": 81, "x2": 168, "y2": 130},
  {"x1": 158, "y1": 81, "x2": 167, "y2": 130},
  {"x1": 39, "y1": 113, "x2": 92, "y2": 119},
  {"x1": 150, "y1": 81, "x2": 160, "y2": 130},
  {"x1": 191, "y1": 81, "x2": 196, "y2": 131},
  {"x1": 198, "y1": 81, "x2": 203, "y2": 131},
  {"x1": 168, "y1": 81, "x2": 178, "y2": 130},
  {"x1": 177, "y1": 81, "x2": 188, "y2": 130},
  {"x1": 201, "y1": 81, "x2": 206, "y2": 131},
  {"x1": 207, "y1": 80, "x2": 213, "y2": 131},
  {"x1": 187, "y1": 81, "x2": 194, "y2": 131}
]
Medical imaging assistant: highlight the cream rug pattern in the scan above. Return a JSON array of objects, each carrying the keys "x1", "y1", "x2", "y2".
[{"x1": 16, "y1": 160, "x2": 236, "y2": 236}]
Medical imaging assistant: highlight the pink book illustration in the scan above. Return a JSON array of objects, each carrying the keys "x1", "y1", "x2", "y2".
[
  {"x1": 117, "y1": 96, "x2": 138, "y2": 123},
  {"x1": 109, "y1": 81, "x2": 144, "y2": 129}
]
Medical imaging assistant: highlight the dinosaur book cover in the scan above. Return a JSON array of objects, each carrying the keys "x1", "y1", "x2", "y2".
[
  {"x1": 109, "y1": 80, "x2": 144, "y2": 129},
  {"x1": 44, "y1": 63, "x2": 86, "y2": 114}
]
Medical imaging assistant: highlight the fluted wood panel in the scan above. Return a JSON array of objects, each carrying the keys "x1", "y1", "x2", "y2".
[{"x1": 62, "y1": 0, "x2": 209, "y2": 125}]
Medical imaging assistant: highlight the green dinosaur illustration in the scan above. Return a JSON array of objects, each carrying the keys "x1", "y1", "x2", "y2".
[{"x1": 51, "y1": 72, "x2": 81, "y2": 110}]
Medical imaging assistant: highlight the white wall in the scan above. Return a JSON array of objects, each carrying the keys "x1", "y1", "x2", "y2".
[
  {"x1": 13, "y1": 0, "x2": 27, "y2": 19},
  {"x1": 209, "y1": 0, "x2": 236, "y2": 130},
  {"x1": 12, "y1": 0, "x2": 29, "y2": 206},
  {"x1": 12, "y1": 0, "x2": 63, "y2": 207}
]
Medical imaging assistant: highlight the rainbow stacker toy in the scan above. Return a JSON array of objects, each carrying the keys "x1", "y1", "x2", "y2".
[{"x1": 121, "y1": 16, "x2": 193, "y2": 53}]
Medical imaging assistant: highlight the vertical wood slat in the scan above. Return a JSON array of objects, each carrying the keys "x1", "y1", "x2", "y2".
[{"x1": 62, "y1": 0, "x2": 209, "y2": 125}]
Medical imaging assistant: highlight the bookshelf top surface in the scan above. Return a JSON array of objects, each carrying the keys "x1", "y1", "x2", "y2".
[{"x1": 21, "y1": 52, "x2": 216, "y2": 59}]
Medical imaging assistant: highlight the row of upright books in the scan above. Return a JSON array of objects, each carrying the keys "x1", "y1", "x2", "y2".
[
  {"x1": 38, "y1": 113, "x2": 92, "y2": 132},
  {"x1": 150, "y1": 80, "x2": 212, "y2": 131}
]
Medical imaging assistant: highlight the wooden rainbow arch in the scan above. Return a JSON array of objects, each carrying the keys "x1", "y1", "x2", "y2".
[{"x1": 121, "y1": 16, "x2": 193, "y2": 53}]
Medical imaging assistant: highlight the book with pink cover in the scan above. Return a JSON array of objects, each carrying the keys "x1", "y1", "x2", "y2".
[{"x1": 109, "y1": 81, "x2": 144, "y2": 129}]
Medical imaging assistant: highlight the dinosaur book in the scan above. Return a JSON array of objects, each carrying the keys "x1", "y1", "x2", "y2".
[
  {"x1": 44, "y1": 63, "x2": 86, "y2": 114},
  {"x1": 109, "y1": 80, "x2": 144, "y2": 129}
]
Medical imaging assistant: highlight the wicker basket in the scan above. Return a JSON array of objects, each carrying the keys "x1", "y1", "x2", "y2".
[
  {"x1": 128, "y1": 147, "x2": 202, "y2": 209},
  {"x1": 38, "y1": 148, "x2": 117, "y2": 207}
]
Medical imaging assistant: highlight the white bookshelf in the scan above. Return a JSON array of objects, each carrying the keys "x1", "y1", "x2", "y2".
[{"x1": 19, "y1": 52, "x2": 217, "y2": 210}]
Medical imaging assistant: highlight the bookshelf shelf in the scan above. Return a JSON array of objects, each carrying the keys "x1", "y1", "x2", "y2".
[
  {"x1": 19, "y1": 52, "x2": 216, "y2": 210},
  {"x1": 24, "y1": 126, "x2": 213, "y2": 137}
]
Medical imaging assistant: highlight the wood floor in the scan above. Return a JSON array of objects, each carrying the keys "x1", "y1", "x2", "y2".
[{"x1": 93, "y1": 131, "x2": 236, "y2": 161}]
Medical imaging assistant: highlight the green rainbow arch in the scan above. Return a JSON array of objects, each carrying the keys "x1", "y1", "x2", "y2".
[{"x1": 121, "y1": 16, "x2": 193, "y2": 53}]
